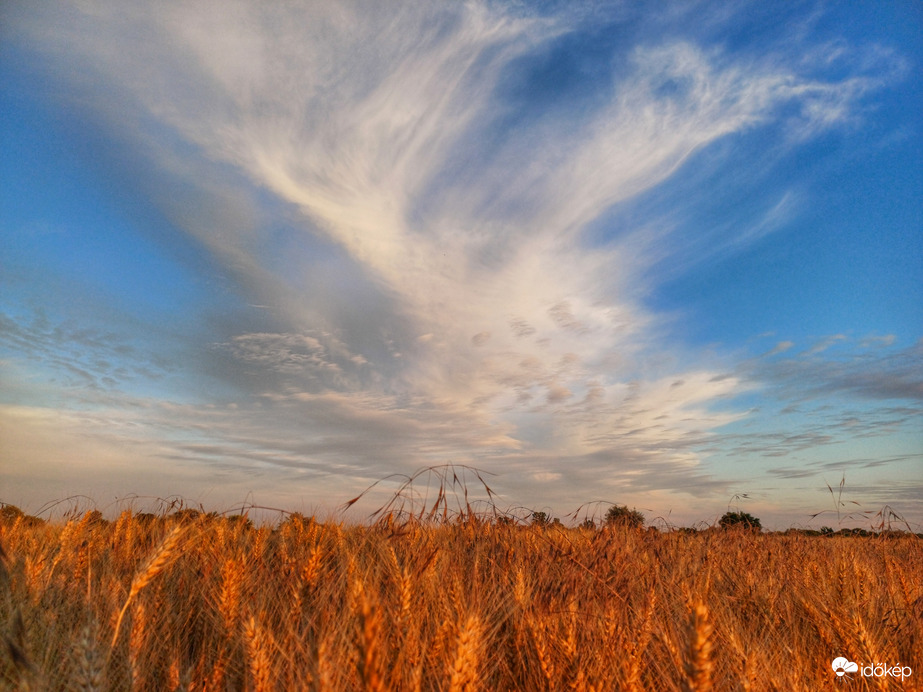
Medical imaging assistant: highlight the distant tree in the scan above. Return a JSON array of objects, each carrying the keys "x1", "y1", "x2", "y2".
[
  {"x1": 0, "y1": 504, "x2": 45, "y2": 527},
  {"x1": 170, "y1": 508, "x2": 202, "y2": 525},
  {"x1": 579, "y1": 518, "x2": 596, "y2": 531},
  {"x1": 530, "y1": 511, "x2": 550, "y2": 527},
  {"x1": 820, "y1": 526, "x2": 834, "y2": 536},
  {"x1": 81, "y1": 509, "x2": 108, "y2": 527},
  {"x1": 719, "y1": 511, "x2": 761, "y2": 531},
  {"x1": 0, "y1": 504, "x2": 24, "y2": 523},
  {"x1": 605, "y1": 505, "x2": 645, "y2": 529},
  {"x1": 280, "y1": 512, "x2": 315, "y2": 530},
  {"x1": 838, "y1": 527, "x2": 871, "y2": 537},
  {"x1": 226, "y1": 514, "x2": 253, "y2": 530}
]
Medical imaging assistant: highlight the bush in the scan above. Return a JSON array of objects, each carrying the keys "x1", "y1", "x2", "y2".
[
  {"x1": 719, "y1": 511, "x2": 761, "y2": 531},
  {"x1": 604, "y1": 505, "x2": 645, "y2": 529}
]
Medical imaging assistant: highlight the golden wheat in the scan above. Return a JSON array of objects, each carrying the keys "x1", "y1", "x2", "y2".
[
  {"x1": 72, "y1": 620, "x2": 104, "y2": 692},
  {"x1": 0, "y1": 510, "x2": 920, "y2": 690},
  {"x1": 682, "y1": 603, "x2": 713, "y2": 692},
  {"x1": 219, "y1": 557, "x2": 246, "y2": 634},
  {"x1": 110, "y1": 524, "x2": 184, "y2": 649},
  {"x1": 447, "y1": 614, "x2": 482, "y2": 692},
  {"x1": 358, "y1": 593, "x2": 385, "y2": 692},
  {"x1": 244, "y1": 613, "x2": 272, "y2": 692}
]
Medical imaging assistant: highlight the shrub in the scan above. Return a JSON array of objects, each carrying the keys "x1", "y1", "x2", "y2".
[
  {"x1": 719, "y1": 511, "x2": 761, "y2": 531},
  {"x1": 604, "y1": 505, "x2": 645, "y2": 529}
]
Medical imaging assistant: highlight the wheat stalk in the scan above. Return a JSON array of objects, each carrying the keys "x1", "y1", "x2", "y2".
[
  {"x1": 303, "y1": 547, "x2": 324, "y2": 587},
  {"x1": 219, "y1": 557, "x2": 246, "y2": 634},
  {"x1": 245, "y1": 614, "x2": 273, "y2": 692},
  {"x1": 128, "y1": 600, "x2": 147, "y2": 688},
  {"x1": 527, "y1": 612, "x2": 556, "y2": 684},
  {"x1": 625, "y1": 591, "x2": 656, "y2": 691},
  {"x1": 682, "y1": 603, "x2": 713, "y2": 692},
  {"x1": 359, "y1": 594, "x2": 385, "y2": 692},
  {"x1": 318, "y1": 635, "x2": 335, "y2": 691},
  {"x1": 110, "y1": 525, "x2": 184, "y2": 649},
  {"x1": 73, "y1": 620, "x2": 105, "y2": 692},
  {"x1": 396, "y1": 566, "x2": 412, "y2": 622},
  {"x1": 6, "y1": 608, "x2": 38, "y2": 691},
  {"x1": 448, "y1": 614, "x2": 482, "y2": 692},
  {"x1": 208, "y1": 650, "x2": 229, "y2": 690}
]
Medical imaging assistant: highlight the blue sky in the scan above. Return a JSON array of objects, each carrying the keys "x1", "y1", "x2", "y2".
[{"x1": 1, "y1": 0, "x2": 921, "y2": 528}]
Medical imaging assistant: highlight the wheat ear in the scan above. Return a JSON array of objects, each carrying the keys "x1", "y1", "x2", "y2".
[
  {"x1": 525, "y1": 613, "x2": 555, "y2": 685},
  {"x1": 219, "y1": 557, "x2": 246, "y2": 634},
  {"x1": 110, "y1": 525, "x2": 183, "y2": 649},
  {"x1": 245, "y1": 614, "x2": 272, "y2": 692},
  {"x1": 448, "y1": 615, "x2": 482, "y2": 692},
  {"x1": 626, "y1": 592, "x2": 657, "y2": 691},
  {"x1": 359, "y1": 595, "x2": 385, "y2": 692},
  {"x1": 682, "y1": 603, "x2": 713, "y2": 692},
  {"x1": 73, "y1": 620, "x2": 104, "y2": 692}
]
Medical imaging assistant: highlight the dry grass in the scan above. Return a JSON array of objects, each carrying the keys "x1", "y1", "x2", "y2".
[{"x1": 1, "y1": 508, "x2": 921, "y2": 690}]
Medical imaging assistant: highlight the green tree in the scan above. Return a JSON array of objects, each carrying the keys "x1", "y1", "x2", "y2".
[
  {"x1": 719, "y1": 511, "x2": 761, "y2": 531},
  {"x1": 604, "y1": 505, "x2": 645, "y2": 529},
  {"x1": 531, "y1": 511, "x2": 550, "y2": 527}
]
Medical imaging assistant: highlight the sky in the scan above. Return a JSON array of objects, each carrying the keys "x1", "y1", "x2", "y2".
[{"x1": 1, "y1": 0, "x2": 921, "y2": 529}]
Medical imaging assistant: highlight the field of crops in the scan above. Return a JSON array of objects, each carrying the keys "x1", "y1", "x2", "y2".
[{"x1": 1, "y1": 507, "x2": 921, "y2": 691}]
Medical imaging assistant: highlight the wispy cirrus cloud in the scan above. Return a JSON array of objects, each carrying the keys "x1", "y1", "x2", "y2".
[{"x1": 750, "y1": 337, "x2": 923, "y2": 403}]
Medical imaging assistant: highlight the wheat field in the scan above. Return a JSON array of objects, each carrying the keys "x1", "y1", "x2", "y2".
[{"x1": 1, "y1": 506, "x2": 921, "y2": 691}]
